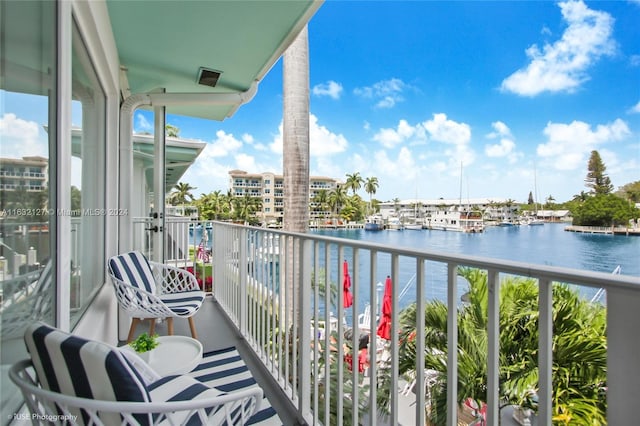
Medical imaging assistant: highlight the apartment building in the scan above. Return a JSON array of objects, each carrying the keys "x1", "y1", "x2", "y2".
[
  {"x1": 228, "y1": 170, "x2": 342, "y2": 225},
  {"x1": 0, "y1": 156, "x2": 48, "y2": 192}
]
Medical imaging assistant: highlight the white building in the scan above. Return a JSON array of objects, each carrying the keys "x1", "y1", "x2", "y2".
[
  {"x1": 228, "y1": 170, "x2": 342, "y2": 225},
  {"x1": 379, "y1": 197, "x2": 521, "y2": 224}
]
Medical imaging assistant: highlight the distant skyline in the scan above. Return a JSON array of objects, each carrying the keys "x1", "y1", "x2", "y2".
[{"x1": 2, "y1": 1, "x2": 639, "y2": 203}]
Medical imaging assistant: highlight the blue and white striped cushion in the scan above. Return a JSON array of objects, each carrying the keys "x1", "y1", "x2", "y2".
[
  {"x1": 108, "y1": 251, "x2": 157, "y2": 294},
  {"x1": 190, "y1": 347, "x2": 282, "y2": 425},
  {"x1": 160, "y1": 290, "x2": 206, "y2": 316},
  {"x1": 24, "y1": 322, "x2": 152, "y2": 425}
]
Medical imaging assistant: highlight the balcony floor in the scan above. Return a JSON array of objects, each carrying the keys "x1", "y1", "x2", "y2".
[
  {"x1": 123, "y1": 295, "x2": 534, "y2": 426},
  {"x1": 122, "y1": 295, "x2": 303, "y2": 425}
]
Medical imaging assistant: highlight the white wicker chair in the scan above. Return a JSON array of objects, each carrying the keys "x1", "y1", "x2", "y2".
[
  {"x1": 108, "y1": 251, "x2": 205, "y2": 342},
  {"x1": 9, "y1": 322, "x2": 263, "y2": 426}
]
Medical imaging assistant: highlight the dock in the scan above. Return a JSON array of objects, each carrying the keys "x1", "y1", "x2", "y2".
[{"x1": 565, "y1": 226, "x2": 640, "y2": 236}]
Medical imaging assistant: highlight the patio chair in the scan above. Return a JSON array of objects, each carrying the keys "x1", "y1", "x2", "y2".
[
  {"x1": 108, "y1": 251, "x2": 205, "y2": 342},
  {"x1": 9, "y1": 322, "x2": 263, "y2": 425}
]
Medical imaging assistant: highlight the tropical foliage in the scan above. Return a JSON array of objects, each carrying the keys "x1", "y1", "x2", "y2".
[
  {"x1": 389, "y1": 268, "x2": 607, "y2": 425},
  {"x1": 585, "y1": 150, "x2": 613, "y2": 195},
  {"x1": 615, "y1": 180, "x2": 640, "y2": 203},
  {"x1": 571, "y1": 193, "x2": 639, "y2": 226},
  {"x1": 168, "y1": 181, "x2": 196, "y2": 206}
]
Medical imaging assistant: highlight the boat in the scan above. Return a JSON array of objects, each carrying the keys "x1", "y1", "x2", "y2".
[
  {"x1": 498, "y1": 220, "x2": 516, "y2": 227},
  {"x1": 460, "y1": 211, "x2": 484, "y2": 233},
  {"x1": 428, "y1": 162, "x2": 484, "y2": 233},
  {"x1": 364, "y1": 215, "x2": 384, "y2": 231},
  {"x1": 404, "y1": 222, "x2": 423, "y2": 231},
  {"x1": 429, "y1": 208, "x2": 483, "y2": 232},
  {"x1": 386, "y1": 216, "x2": 404, "y2": 230}
]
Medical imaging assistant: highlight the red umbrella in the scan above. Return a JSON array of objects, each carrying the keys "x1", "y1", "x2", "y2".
[
  {"x1": 376, "y1": 276, "x2": 392, "y2": 340},
  {"x1": 343, "y1": 260, "x2": 353, "y2": 308}
]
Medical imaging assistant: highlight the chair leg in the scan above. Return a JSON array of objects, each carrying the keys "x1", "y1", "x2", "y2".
[
  {"x1": 149, "y1": 318, "x2": 156, "y2": 336},
  {"x1": 127, "y1": 318, "x2": 140, "y2": 343},
  {"x1": 167, "y1": 317, "x2": 174, "y2": 335},
  {"x1": 188, "y1": 317, "x2": 198, "y2": 340}
]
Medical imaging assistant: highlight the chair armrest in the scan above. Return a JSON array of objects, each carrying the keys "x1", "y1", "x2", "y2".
[
  {"x1": 10, "y1": 360, "x2": 262, "y2": 426},
  {"x1": 109, "y1": 274, "x2": 175, "y2": 318},
  {"x1": 150, "y1": 262, "x2": 202, "y2": 294}
]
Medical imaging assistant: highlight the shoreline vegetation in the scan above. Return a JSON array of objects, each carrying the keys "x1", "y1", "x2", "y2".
[
  {"x1": 158, "y1": 152, "x2": 640, "y2": 234},
  {"x1": 307, "y1": 267, "x2": 607, "y2": 425}
]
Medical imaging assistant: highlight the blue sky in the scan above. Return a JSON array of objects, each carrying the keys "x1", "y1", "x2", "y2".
[
  {"x1": 2, "y1": 0, "x2": 639, "y2": 203},
  {"x1": 174, "y1": 0, "x2": 640, "y2": 203}
]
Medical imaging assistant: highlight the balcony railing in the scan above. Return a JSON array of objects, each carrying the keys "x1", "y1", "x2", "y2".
[{"x1": 141, "y1": 220, "x2": 639, "y2": 425}]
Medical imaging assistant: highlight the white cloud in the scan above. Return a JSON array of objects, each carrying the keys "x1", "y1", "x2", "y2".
[
  {"x1": 485, "y1": 138, "x2": 516, "y2": 158},
  {"x1": 205, "y1": 130, "x2": 243, "y2": 157},
  {"x1": 0, "y1": 113, "x2": 45, "y2": 158},
  {"x1": 234, "y1": 153, "x2": 260, "y2": 172},
  {"x1": 373, "y1": 147, "x2": 421, "y2": 183},
  {"x1": 354, "y1": 78, "x2": 411, "y2": 109},
  {"x1": 537, "y1": 118, "x2": 630, "y2": 170},
  {"x1": 628, "y1": 101, "x2": 640, "y2": 114},
  {"x1": 312, "y1": 80, "x2": 343, "y2": 100},
  {"x1": 372, "y1": 119, "x2": 425, "y2": 149},
  {"x1": 486, "y1": 121, "x2": 512, "y2": 139},
  {"x1": 422, "y1": 113, "x2": 471, "y2": 146},
  {"x1": 181, "y1": 130, "x2": 282, "y2": 195},
  {"x1": 484, "y1": 121, "x2": 520, "y2": 163},
  {"x1": 135, "y1": 113, "x2": 152, "y2": 132},
  {"x1": 242, "y1": 133, "x2": 254, "y2": 144},
  {"x1": 501, "y1": 0, "x2": 615, "y2": 96},
  {"x1": 269, "y1": 114, "x2": 349, "y2": 156},
  {"x1": 370, "y1": 114, "x2": 475, "y2": 172},
  {"x1": 179, "y1": 131, "x2": 245, "y2": 193}
]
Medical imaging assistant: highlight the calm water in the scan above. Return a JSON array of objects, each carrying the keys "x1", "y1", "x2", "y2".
[
  {"x1": 311, "y1": 223, "x2": 639, "y2": 316},
  {"x1": 192, "y1": 223, "x2": 638, "y2": 315}
]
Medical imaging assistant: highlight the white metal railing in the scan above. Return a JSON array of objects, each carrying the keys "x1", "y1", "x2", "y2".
[
  {"x1": 132, "y1": 217, "x2": 214, "y2": 292},
  {"x1": 207, "y1": 222, "x2": 640, "y2": 424}
]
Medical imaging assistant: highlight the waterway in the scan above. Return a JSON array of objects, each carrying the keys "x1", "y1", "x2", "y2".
[
  {"x1": 311, "y1": 223, "x2": 639, "y2": 316},
  {"x1": 191, "y1": 223, "x2": 638, "y2": 315}
]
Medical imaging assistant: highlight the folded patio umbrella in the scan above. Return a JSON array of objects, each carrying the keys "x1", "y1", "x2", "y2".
[
  {"x1": 376, "y1": 275, "x2": 392, "y2": 340},
  {"x1": 343, "y1": 260, "x2": 353, "y2": 308}
]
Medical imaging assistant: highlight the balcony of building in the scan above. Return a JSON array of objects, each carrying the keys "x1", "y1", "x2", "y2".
[{"x1": 126, "y1": 218, "x2": 640, "y2": 425}]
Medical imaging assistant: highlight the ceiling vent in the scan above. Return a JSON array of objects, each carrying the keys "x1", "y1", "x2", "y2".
[{"x1": 197, "y1": 68, "x2": 222, "y2": 88}]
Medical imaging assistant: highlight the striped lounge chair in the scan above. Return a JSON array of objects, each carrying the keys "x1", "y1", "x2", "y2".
[
  {"x1": 9, "y1": 322, "x2": 281, "y2": 425},
  {"x1": 108, "y1": 251, "x2": 205, "y2": 342}
]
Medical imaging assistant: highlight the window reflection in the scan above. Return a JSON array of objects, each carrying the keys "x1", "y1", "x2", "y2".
[
  {"x1": 0, "y1": 0, "x2": 57, "y2": 419},
  {"x1": 70, "y1": 21, "x2": 106, "y2": 325}
]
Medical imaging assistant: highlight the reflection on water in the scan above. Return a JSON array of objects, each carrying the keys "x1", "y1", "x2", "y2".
[{"x1": 312, "y1": 223, "x2": 639, "y2": 311}]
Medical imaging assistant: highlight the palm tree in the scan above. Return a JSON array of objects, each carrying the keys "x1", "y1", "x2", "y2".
[
  {"x1": 392, "y1": 268, "x2": 607, "y2": 425},
  {"x1": 364, "y1": 176, "x2": 379, "y2": 215},
  {"x1": 169, "y1": 182, "x2": 196, "y2": 207},
  {"x1": 345, "y1": 172, "x2": 364, "y2": 196},
  {"x1": 572, "y1": 191, "x2": 590, "y2": 203},
  {"x1": 232, "y1": 194, "x2": 262, "y2": 225},
  {"x1": 545, "y1": 195, "x2": 556, "y2": 209},
  {"x1": 312, "y1": 189, "x2": 330, "y2": 218},
  {"x1": 282, "y1": 25, "x2": 310, "y2": 330},
  {"x1": 328, "y1": 185, "x2": 348, "y2": 220},
  {"x1": 282, "y1": 25, "x2": 309, "y2": 233}
]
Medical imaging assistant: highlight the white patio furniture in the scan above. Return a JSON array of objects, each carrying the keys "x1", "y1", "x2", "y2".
[
  {"x1": 108, "y1": 251, "x2": 205, "y2": 342},
  {"x1": 120, "y1": 335, "x2": 203, "y2": 376},
  {"x1": 9, "y1": 322, "x2": 279, "y2": 425}
]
